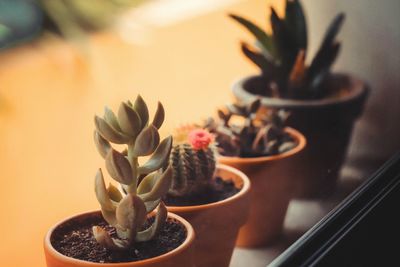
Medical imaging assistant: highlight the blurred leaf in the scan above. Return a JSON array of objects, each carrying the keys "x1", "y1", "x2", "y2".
[
  {"x1": 270, "y1": 7, "x2": 297, "y2": 71},
  {"x1": 229, "y1": 14, "x2": 277, "y2": 59},
  {"x1": 241, "y1": 42, "x2": 276, "y2": 77},
  {"x1": 320, "y1": 13, "x2": 345, "y2": 51},
  {"x1": 285, "y1": 0, "x2": 307, "y2": 50}
]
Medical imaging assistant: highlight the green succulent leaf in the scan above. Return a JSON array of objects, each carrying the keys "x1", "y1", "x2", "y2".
[
  {"x1": 94, "y1": 131, "x2": 111, "y2": 159},
  {"x1": 118, "y1": 102, "x2": 142, "y2": 137},
  {"x1": 144, "y1": 199, "x2": 161, "y2": 213},
  {"x1": 140, "y1": 166, "x2": 172, "y2": 202},
  {"x1": 105, "y1": 149, "x2": 134, "y2": 185},
  {"x1": 241, "y1": 42, "x2": 276, "y2": 76},
  {"x1": 107, "y1": 183, "x2": 123, "y2": 202},
  {"x1": 94, "y1": 169, "x2": 115, "y2": 211},
  {"x1": 101, "y1": 206, "x2": 117, "y2": 226},
  {"x1": 309, "y1": 42, "x2": 341, "y2": 95},
  {"x1": 133, "y1": 125, "x2": 160, "y2": 157},
  {"x1": 138, "y1": 136, "x2": 173, "y2": 175},
  {"x1": 320, "y1": 13, "x2": 345, "y2": 52},
  {"x1": 152, "y1": 102, "x2": 165, "y2": 129},
  {"x1": 135, "y1": 202, "x2": 167, "y2": 242},
  {"x1": 94, "y1": 116, "x2": 130, "y2": 144},
  {"x1": 137, "y1": 172, "x2": 158, "y2": 195},
  {"x1": 229, "y1": 14, "x2": 277, "y2": 59},
  {"x1": 270, "y1": 7, "x2": 298, "y2": 71},
  {"x1": 116, "y1": 194, "x2": 147, "y2": 231},
  {"x1": 133, "y1": 95, "x2": 149, "y2": 129},
  {"x1": 285, "y1": 0, "x2": 307, "y2": 50},
  {"x1": 104, "y1": 106, "x2": 122, "y2": 132}
]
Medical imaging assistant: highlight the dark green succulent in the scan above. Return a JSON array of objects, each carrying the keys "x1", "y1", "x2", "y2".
[{"x1": 230, "y1": 0, "x2": 345, "y2": 100}]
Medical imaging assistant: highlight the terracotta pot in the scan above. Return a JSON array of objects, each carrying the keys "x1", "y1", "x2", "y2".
[
  {"x1": 167, "y1": 164, "x2": 251, "y2": 267},
  {"x1": 44, "y1": 211, "x2": 195, "y2": 267},
  {"x1": 218, "y1": 128, "x2": 306, "y2": 247},
  {"x1": 232, "y1": 74, "x2": 369, "y2": 198}
]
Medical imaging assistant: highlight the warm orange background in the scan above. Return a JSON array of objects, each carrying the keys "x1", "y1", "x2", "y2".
[{"x1": 0, "y1": 1, "x2": 282, "y2": 266}]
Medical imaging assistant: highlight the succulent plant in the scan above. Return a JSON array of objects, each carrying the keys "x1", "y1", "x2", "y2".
[
  {"x1": 204, "y1": 99, "x2": 296, "y2": 157},
  {"x1": 92, "y1": 95, "x2": 173, "y2": 250},
  {"x1": 168, "y1": 128, "x2": 216, "y2": 197},
  {"x1": 230, "y1": 0, "x2": 345, "y2": 100}
]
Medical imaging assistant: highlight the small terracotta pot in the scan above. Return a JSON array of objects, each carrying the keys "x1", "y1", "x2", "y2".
[
  {"x1": 44, "y1": 211, "x2": 195, "y2": 267},
  {"x1": 167, "y1": 164, "x2": 251, "y2": 267},
  {"x1": 232, "y1": 74, "x2": 369, "y2": 198},
  {"x1": 218, "y1": 128, "x2": 306, "y2": 247}
]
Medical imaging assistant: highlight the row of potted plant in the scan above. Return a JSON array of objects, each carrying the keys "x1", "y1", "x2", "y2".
[{"x1": 43, "y1": 0, "x2": 369, "y2": 266}]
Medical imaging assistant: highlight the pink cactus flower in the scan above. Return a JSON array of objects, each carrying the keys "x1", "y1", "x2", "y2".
[{"x1": 188, "y1": 129, "x2": 213, "y2": 150}]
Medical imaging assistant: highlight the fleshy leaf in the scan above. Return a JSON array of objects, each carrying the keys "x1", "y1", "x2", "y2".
[
  {"x1": 140, "y1": 166, "x2": 172, "y2": 202},
  {"x1": 320, "y1": 13, "x2": 345, "y2": 52},
  {"x1": 133, "y1": 95, "x2": 149, "y2": 129},
  {"x1": 135, "y1": 202, "x2": 167, "y2": 242},
  {"x1": 137, "y1": 172, "x2": 158, "y2": 195},
  {"x1": 138, "y1": 136, "x2": 173, "y2": 175},
  {"x1": 285, "y1": 0, "x2": 307, "y2": 50},
  {"x1": 229, "y1": 14, "x2": 277, "y2": 59},
  {"x1": 94, "y1": 116, "x2": 130, "y2": 144},
  {"x1": 94, "y1": 169, "x2": 114, "y2": 211},
  {"x1": 241, "y1": 42, "x2": 276, "y2": 77},
  {"x1": 105, "y1": 149, "x2": 134, "y2": 185},
  {"x1": 116, "y1": 194, "x2": 147, "y2": 231},
  {"x1": 118, "y1": 102, "x2": 142, "y2": 137},
  {"x1": 144, "y1": 199, "x2": 161, "y2": 213},
  {"x1": 104, "y1": 107, "x2": 122, "y2": 132},
  {"x1": 107, "y1": 183, "x2": 123, "y2": 202},
  {"x1": 133, "y1": 125, "x2": 160, "y2": 157},
  {"x1": 101, "y1": 206, "x2": 117, "y2": 226},
  {"x1": 270, "y1": 7, "x2": 297, "y2": 71},
  {"x1": 152, "y1": 102, "x2": 165, "y2": 129},
  {"x1": 94, "y1": 131, "x2": 111, "y2": 159}
]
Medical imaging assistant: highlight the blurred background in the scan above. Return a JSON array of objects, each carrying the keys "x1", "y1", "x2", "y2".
[{"x1": 0, "y1": 0, "x2": 399, "y2": 266}]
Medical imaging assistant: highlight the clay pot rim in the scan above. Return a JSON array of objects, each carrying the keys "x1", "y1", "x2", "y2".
[
  {"x1": 218, "y1": 127, "x2": 306, "y2": 164},
  {"x1": 232, "y1": 73, "x2": 369, "y2": 109},
  {"x1": 44, "y1": 211, "x2": 195, "y2": 266},
  {"x1": 167, "y1": 164, "x2": 250, "y2": 212}
]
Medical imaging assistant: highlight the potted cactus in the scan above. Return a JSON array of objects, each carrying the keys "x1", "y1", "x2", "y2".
[
  {"x1": 163, "y1": 126, "x2": 251, "y2": 267},
  {"x1": 204, "y1": 99, "x2": 306, "y2": 247},
  {"x1": 229, "y1": 0, "x2": 368, "y2": 197},
  {"x1": 44, "y1": 96, "x2": 195, "y2": 267}
]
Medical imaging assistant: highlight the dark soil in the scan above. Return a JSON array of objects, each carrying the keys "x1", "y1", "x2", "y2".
[
  {"x1": 163, "y1": 176, "x2": 240, "y2": 206},
  {"x1": 51, "y1": 213, "x2": 187, "y2": 263}
]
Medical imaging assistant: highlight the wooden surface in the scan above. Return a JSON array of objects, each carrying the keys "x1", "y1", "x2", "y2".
[{"x1": 0, "y1": 1, "x2": 358, "y2": 266}]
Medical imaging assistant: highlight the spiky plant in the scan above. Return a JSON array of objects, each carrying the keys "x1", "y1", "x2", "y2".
[
  {"x1": 92, "y1": 95, "x2": 173, "y2": 250},
  {"x1": 230, "y1": 0, "x2": 345, "y2": 99},
  {"x1": 204, "y1": 99, "x2": 296, "y2": 157},
  {"x1": 168, "y1": 127, "x2": 216, "y2": 197}
]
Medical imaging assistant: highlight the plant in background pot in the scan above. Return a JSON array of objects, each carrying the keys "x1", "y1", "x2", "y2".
[
  {"x1": 204, "y1": 99, "x2": 306, "y2": 247},
  {"x1": 44, "y1": 95, "x2": 195, "y2": 267},
  {"x1": 163, "y1": 126, "x2": 251, "y2": 267},
  {"x1": 229, "y1": 0, "x2": 369, "y2": 197}
]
